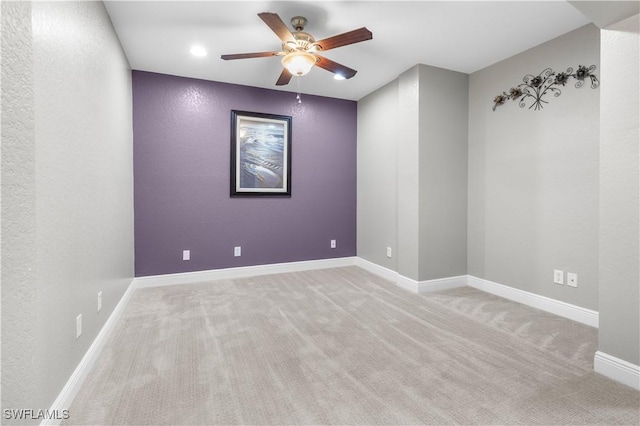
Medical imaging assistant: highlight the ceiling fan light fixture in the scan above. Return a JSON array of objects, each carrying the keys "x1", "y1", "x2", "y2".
[{"x1": 282, "y1": 51, "x2": 316, "y2": 76}]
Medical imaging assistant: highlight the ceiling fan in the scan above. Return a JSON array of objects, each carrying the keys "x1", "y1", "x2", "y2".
[{"x1": 221, "y1": 13, "x2": 373, "y2": 86}]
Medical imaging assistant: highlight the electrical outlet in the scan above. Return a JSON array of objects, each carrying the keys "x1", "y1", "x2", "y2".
[
  {"x1": 97, "y1": 291, "x2": 102, "y2": 313},
  {"x1": 76, "y1": 314, "x2": 82, "y2": 339},
  {"x1": 567, "y1": 272, "x2": 578, "y2": 288},
  {"x1": 386, "y1": 247, "x2": 392, "y2": 258},
  {"x1": 554, "y1": 269, "x2": 564, "y2": 285},
  {"x1": 182, "y1": 250, "x2": 190, "y2": 261},
  {"x1": 330, "y1": 240, "x2": 336, "y2": 249},
  {"x1": 234, "y1": 246, "x2": 241, "y2": 257}
]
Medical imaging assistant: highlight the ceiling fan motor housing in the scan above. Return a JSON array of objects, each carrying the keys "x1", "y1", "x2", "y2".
[
  {"x1": 284, "y1": 16, "x2": 319, "y2": 53},
  {"x1": 284, "y1": 32, "x2": 316, "y2": 52},
  {"x1": 290, "y1": 16, "x2": 307, "y2": 31}
]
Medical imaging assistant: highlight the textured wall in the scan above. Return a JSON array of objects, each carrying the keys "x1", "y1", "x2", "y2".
[
  {"x1": 32, "y1": 1, "x2": 134, "y2": 410},
  {"x1": 2, "y1": 0, "x2": 134, "y2": 415},
  {"x1": 133, "y1": 71, "x2": 357, "y2": 276},
  {"x1": 1, "y1": 0, "x2": 38, "y2": 416},
  {"x1": 598, "y1": 14, "x2": 640, "y2": 365},
  {"x1": 468, "y1": 24, "x2": 600, "y2": 310}
]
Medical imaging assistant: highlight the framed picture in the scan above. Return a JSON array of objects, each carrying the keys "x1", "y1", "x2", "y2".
[{"x1": 230, "y1": 110, "x2": 292, "y2": 197}]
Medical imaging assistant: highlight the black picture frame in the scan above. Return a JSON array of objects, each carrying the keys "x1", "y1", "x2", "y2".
[{"x1": 230, "y1": 110, "x2": 292, "y2": 197}]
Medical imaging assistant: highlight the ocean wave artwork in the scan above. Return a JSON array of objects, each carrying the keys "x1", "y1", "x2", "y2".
[{"x1": 238, "y1": 121, "x2": 285, "y2": 189}]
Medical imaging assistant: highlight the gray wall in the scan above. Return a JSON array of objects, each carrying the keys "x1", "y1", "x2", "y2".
[
  {"x1": 358, "y1": 65, "x2": 468, "y2": 282},
  {"x1": 418, "y1": 65, "x2": 468, "y2": 281},
  {"x1": 397, "y1": 67, "x2": 421, "y2": 280},
  {"x1": 1, "y1": 0, "x2": 134, "y2": 416},
  {"x1": 357, "y1": 80, "x2": 399, "y2": 271},
  {"x1": 598, "y1": 14, "x2": 640, "y2": 365},
  {"x1": 356, "y1": 20, "x2": 639, "y2": 368},
  {"x1": 468, "y1": 24, "x2": 601, "y2": 310}
]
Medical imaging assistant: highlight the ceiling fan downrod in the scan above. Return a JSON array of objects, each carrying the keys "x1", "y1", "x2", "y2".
[{"x1": 291, "y1": 16, "x2": 307, "y2": 32}]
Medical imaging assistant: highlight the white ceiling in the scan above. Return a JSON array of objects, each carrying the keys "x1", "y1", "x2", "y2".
[{"x1": 104, "y1": 1, "x2": 593, "y2": 101}]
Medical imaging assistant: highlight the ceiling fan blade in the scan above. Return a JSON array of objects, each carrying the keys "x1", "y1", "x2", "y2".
[
  {"x1": 275, "y1": 68, "x2": 293, "y2": 86},
  {"x1": 221, "y1": 51, "x2": 280, "y2": 60},
  {"x1": 314, "y1": 54, "x2": 357, "y2": 79},
  {"x1": 315, "y1": 27, "x2": 372, "y2": 51},
  {"x1": 258, "y1": 12, "x2": 296, "y2": 45}
]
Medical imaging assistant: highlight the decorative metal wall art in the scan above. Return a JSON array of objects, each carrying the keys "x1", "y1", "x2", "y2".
[{"x1": 492, "y1": 65, "x2": 599, "y2": 111}]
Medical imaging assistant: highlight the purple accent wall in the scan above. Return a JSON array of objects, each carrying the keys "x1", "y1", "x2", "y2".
[{"x1": 133, "y1": 71, "x2": 357, "y2": 276}]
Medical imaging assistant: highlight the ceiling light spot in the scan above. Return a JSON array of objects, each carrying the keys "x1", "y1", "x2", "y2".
[
  {"x1": 334, "y1": 74, "x2": 346, "y2": 81},
  {"x1": 190, "y1": 45, "x2": 207, "y2": 57}
]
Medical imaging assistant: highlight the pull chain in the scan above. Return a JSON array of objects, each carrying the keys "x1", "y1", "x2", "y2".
[{"x1": 296, "y1": 76, "x2": 302, "y2": 104}]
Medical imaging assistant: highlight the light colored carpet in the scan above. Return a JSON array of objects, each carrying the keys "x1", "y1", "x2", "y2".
[{"x1": 65, "y1": 266, "x2": 639, "y2": 425}]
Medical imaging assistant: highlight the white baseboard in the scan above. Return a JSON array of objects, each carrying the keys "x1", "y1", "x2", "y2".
[
  {"x1": 354, "y1": 257, "x2": 419, "y2": 292},
  {"x1": 418, "y1": 275, "x2": 468, "y2": 292},
  {"x1": 133, "y1": 256, "x2": 359, "y2": 289},
  {"x1": 41, "y1": 281, "x2": 136, "y2": 426},
  {"x1": 354, "y1": 258, "x2": 467, "y2": 293},
  {"x1": 467, "y1": 275, "x2": 599, "y2": 328},
  {"x1": 594, "y1": 351, "x2": 640, "y2": 390},
  {"x1": 355, "y1": 264, "x2": 599, "y2": 328}
]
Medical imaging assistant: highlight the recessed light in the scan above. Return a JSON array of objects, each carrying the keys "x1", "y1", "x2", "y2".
[
  {"x1": 190, "y1": 45, "x2": 207, "y2": 57},
  {"x1": 333, "y1": 74, "x2": 346, "y2": 80}
]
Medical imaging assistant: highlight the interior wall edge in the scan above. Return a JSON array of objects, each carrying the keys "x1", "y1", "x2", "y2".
[
  {"x1": 594, "y1": 351, "x2": 640, "y2": 391},
  {"x1": 40, "y1": 279, "x2": 136, "y2": 426}
]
